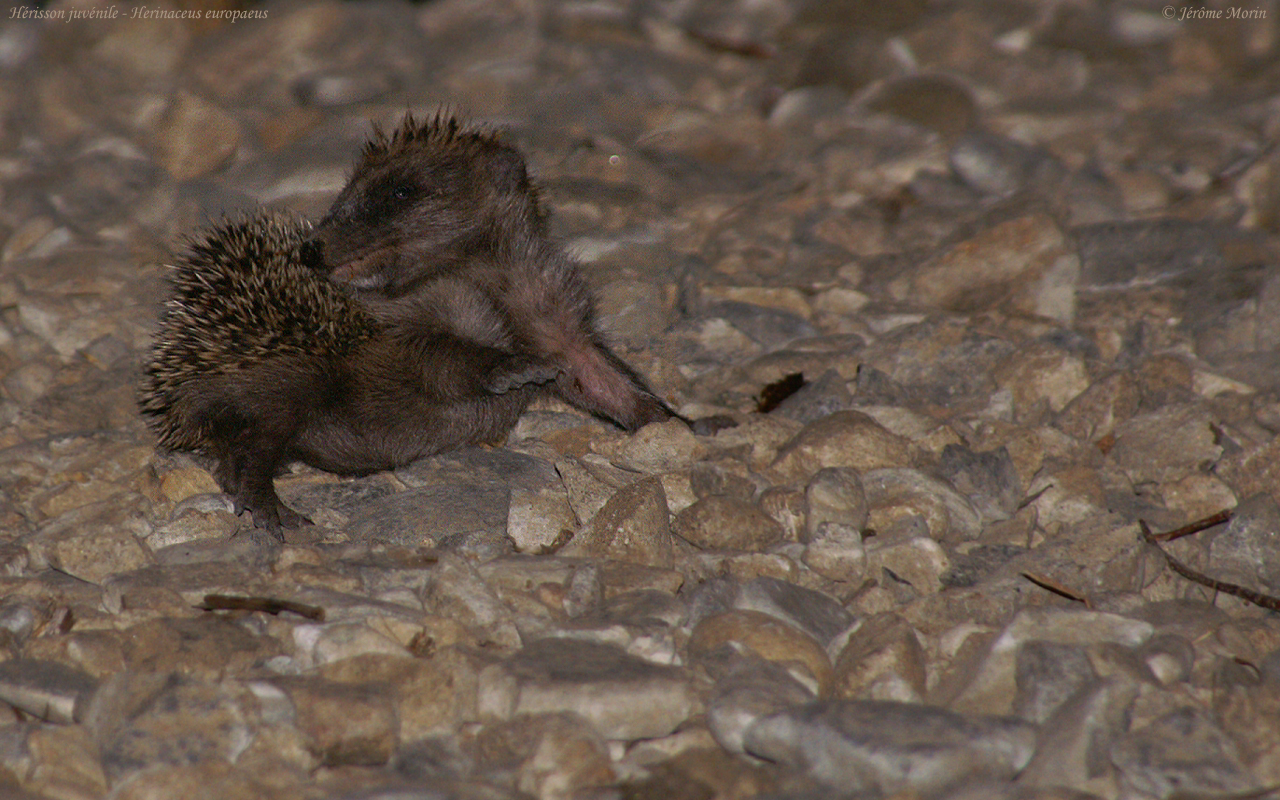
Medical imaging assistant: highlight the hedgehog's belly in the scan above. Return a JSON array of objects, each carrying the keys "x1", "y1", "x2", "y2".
[{"x1": 288, "y1": 387, "x2": 535, "y2": 476}]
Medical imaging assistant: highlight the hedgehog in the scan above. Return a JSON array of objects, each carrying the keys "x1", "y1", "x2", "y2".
[
  {"x1": 140, "y1": 210, "x2": 556, "y2": 534},
  {"x1": 309, "y1": 113, "x2": 679, "y2": 432}
]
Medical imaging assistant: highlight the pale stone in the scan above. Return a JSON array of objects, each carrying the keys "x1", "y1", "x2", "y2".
[
  {"x1": 154, "y1": 90, "x2": 240, "y2": 180},
  {"x1": 690, "y1": 610, "x2": 833, "y2": 695},
  {"x1": 833, "y1": 614, "x2": 927, "y2": 702},
  {"x1": 38, "y1": 526, "x2": 152, "y2": 585},
  {"x1": 672, "y1": 496, "x2": 784, "y2": 551},
  {"x1": 804, "y1": 467, "x2": 867, "y2": 540},
  {"x1": 992, "y1": 342, "x2": 1090, "y2": 418},
  {"x1": 862, "y1": 467, "x2": 982, "y2": 543},
  {"x1": 744, "y1": 700, "x2": 1037, "y2": 795},
  {"x1": 802, "y1": 522, "x2": 867, "y2": 584},
  {"x1": 700, "y1": 285, "x2": 813, "y2": 319},
  {"x1": 769, "y1": 411, "x2": 913, "y2": 485},
  {"x1": 947, "y1": 609, "x2": 1153, "y2": 716},
  {"x1": 562, "y1": 477, "x2": 674, "y2": 568},
  {"x1": 594, "y1": 418, "x2": 708, "y2": 473},
  {"x1": 1111, "y1": 404, "x2": 1223, "y2": 485},
  {"x1": 508, "y1": 485, "x2": 577, "y2": 553},
  {"x1": 910, "y1": 214, "x2": 1070, "y2": 314},
  {"x1": 865, "y1": 536, "x2": 951, "y2": 595},
  {"x1": 504, "y1": 640, "x2": 696, "y2": 740}
]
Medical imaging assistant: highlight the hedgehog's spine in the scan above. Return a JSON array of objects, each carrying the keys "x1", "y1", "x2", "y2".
[{"x1": 139, "y1": 211, "x2": 372, "y2": 534}]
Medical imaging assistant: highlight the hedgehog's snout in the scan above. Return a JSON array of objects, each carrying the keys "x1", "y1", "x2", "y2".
[
  {"x1": 299, "y1": 237, "x2": 326, "y2": 272},
  {"x1": 303, "y1": 223, "x2": 350, "y2": 280}
]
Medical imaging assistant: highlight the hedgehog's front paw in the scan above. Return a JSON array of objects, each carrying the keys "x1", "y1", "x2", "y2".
[{"x1": 484, "y1": 356, "x2": 560, "y2": 394}]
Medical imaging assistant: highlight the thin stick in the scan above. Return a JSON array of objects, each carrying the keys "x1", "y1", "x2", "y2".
[
  {"x1": 199, "y1": 594, "x2": 326, "y2": 621},
  {"x1": 1148, "y1": 509, "x2": 1233, "y2": 542},
  {"x1": 1139, "y1": 520, "x2": 1280, "y2": 613},
  {"x1": 1022, "y1": 571, "x2": 1088, "y2": 605}
]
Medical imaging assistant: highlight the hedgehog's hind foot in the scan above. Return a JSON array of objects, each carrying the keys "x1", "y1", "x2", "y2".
[
  {"x1": 214, "y1": 455, "x2": 311, "y2": 540},
  {"x1": 270, "y1": 502, "x2": 312, "y2": 531},
  {"x1": 230, "y1": 490, "x2": 312, "y2": 540}
]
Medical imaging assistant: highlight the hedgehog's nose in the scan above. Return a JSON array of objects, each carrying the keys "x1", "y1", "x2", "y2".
[{"x1": 299, "y1": 237, "x2": 326, "y2": 271}]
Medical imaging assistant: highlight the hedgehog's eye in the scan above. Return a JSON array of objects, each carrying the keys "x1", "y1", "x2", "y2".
[{"x1": 392, "y1": 185, "x2": 414, "y2": 201}]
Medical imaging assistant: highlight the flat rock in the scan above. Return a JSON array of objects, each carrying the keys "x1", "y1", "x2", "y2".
[
  {"x1": 672, "y1": 495, "x2": 784, "y2": 552},
  {"x1": 734, "y1": 576, "x2": 858, "y2": 653},
  {"x1": 689, "y1": 609, "x2": 832, "y2": 695},
  {"x1": 743, "y1": 700, "x2": 1037, "y2": 795},
  {"x1": 494, "y1": 639, "x2": 697, "y2": 740},
  {"x1": 0, "y1": 659, "x2": 97, "y2": 724},
  {"x1": 909, "y1": 213, "x2": 1078, "y2": 322},
  {"x1": 863, "y1": 467, "x2": 982, "y2": 543},
  {"x1": 593, "y1": 418, "x2": 708, "y2": 473},
  {"x1": 1110, "y1": 403, "x2": 1223, "y2": 485},
  {"x1": 769, "y1": 411, "x2": 913, "y2": 485},
  {"x1": 946, "y1": 608, "x2": 1153, "y2": 716},
  {"x1": 1110, "y1": 707, "x2": 1259, "y2": 797},
  {"x1": 1207, "y1": 492, "x2": 1280, "y2": 592}
]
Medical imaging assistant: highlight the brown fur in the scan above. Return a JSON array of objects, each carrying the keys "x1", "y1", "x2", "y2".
[{"x1": 310, "y1": 113, "x2": 677, "y2": 431}]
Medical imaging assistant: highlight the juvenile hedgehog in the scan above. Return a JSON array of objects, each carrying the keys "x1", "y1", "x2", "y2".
[
  {"x1": 142, "y1": 114, "x2": 693, "y2": 534},
  {"x1": 140, "y1": 211, "x2": 553, "y2": 534},
  {"x1": 310, "y1": 113, "x2": 679, "y2": 431}
]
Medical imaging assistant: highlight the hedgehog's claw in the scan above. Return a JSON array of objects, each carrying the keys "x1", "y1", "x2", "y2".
[
  {"x1": 267, "y1": 503, "x2": 312, "y2": 532},
  {"x1": 225, "y1": 483, "x2": 311, "y2": 540},
  {"x1": 235, "y1": 499, "x2": 311, "y2": 541}
]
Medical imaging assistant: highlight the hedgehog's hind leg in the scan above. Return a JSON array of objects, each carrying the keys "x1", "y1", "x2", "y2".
[
  {"x1": 548, "y1": 338, "x2": 677, "y2": 431},
  {"x1": 596, "y1": 344, "x2": 680, "y2": 427},
  {"x1": 560, "y1": 341, "x2": 743, "y2": 434},
  {"x1": 203, "y1": 398, "x2": 311, "y2": 537}
]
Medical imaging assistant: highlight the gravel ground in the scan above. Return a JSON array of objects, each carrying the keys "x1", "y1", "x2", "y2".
[{"x1": 3, "y1": 1, "x2": 1280, "y2": 798}]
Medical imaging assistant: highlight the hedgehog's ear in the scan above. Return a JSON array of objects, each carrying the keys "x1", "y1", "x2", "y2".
[{"x1": 488, "y1": 146, "x2": 531, "y2": 196}]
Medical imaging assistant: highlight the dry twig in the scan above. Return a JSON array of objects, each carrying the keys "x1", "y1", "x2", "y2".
[
  {"x1": 1139, "y1": 516, "x2": 1280, "y2": 613},
  {"x1": 1021, "y1": 571, "x2": 1089, "y2": 605},
  {"x1": 1147, "y1": 508, "x2": 1233, "y2": 542},
  {"x1": 199, "y1": 594, "x2": 326, "y2": 621}
]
